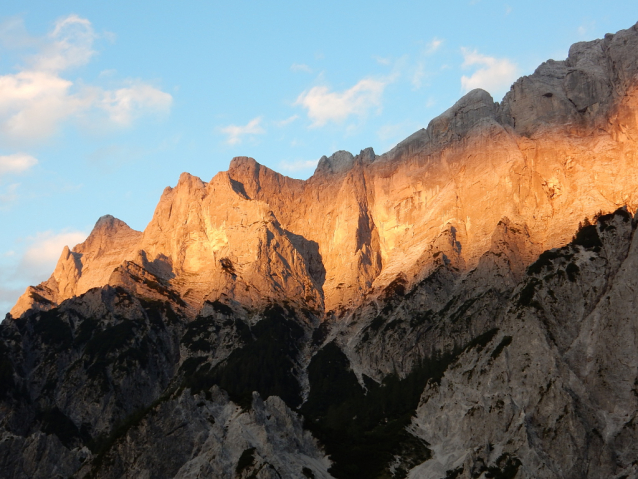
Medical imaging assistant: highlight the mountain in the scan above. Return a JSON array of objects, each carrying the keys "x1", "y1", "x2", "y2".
[{"x1": 2, "y1": 21, "x2": 638, "y2": 479}]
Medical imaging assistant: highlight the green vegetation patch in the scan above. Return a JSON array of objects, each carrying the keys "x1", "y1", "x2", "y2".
[
  {"x1": 74, "y1": 317, "x2": 100, "y2": 346},
  {"x1": 517, "y1": 279, "x2": 541, "y2": 309},
  {"x1": 527, "y1": 249, "x2": 567, "y2": 276},
  {"x1": 380, "y1": 275, "x2": 407, "y2": 300},
  {"x1": 301, "y1": 330, "x2": 499, "y2": 479},
  {"x1": 33, "y1": 310, "x2": 73, "y2": 350},
  {"x1": 181, "y1": 316, "x2": 220, "y2": 353},
  {"x1": 81, "y1": 319, "x2": 143, "y2": 391},
  {"x1": 209, "y1": 300, "x2": 233, "y2": 316},
  {"x1": 598, "y1": 207, "x2": 631, "y2": 231},
  {"x1": 139, "y1": 298, "x2": 181, "y2": 326},
  {"x1": 84, "y1": 320, "x2": 139, "y2": 364},
  {"x1": 572, "y1": 223, "x2": 602, "y2": 251},
  {"x1": 86, "y1": 386, "x2": 179, "y2": 475},
  {"x1": 183, "y1": 304, "x2": 304, "y2": 409}
]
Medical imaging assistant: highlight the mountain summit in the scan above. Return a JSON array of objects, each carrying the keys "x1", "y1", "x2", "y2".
[
  {"x1": 3, "y1": 22, "x2": 638, "y2": 479},
  {"x1": 13, "y1": 23, "x2": 638, "y2": 318}
]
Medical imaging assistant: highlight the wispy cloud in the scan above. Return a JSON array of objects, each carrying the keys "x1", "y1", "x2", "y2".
[
  {"x1": 31, "y1": 14, "x2": 96, "y2": 71},
  {"x1": 0, "y1": 15, "x2": 172, "y2": 143},
  {"x1": 0, "y1": 229, "x2": 88, "y2": 313},
  {"x1": 21, "y1": 230, "x2": 87, "y2": 277},
  {"x1": 295, "y1": 77, "x2": 389, "y2": 127},
  {"x1": 374, "y1": 56, "x2": 392, "y2": 65},
  {"x1": 0, "y1": 153, "x2": 38, "y2": 207},
  {"x1": 0, "y1": 153, "x2": 38, "y2": 176},
  {"x1": 426, "y1": 38, "x2": 443, "y2": 54},
  {"x1": 460, "y1": 48, "x2": 518, "y2": 95},
  {"x1": 412, "y1": 64, "x2": 427, "y2": 89},
  {"x1": 275, "y1": 115, "x2": 298, "y2": 127},
  {"x1": 411, "y1": 38, "x2": 444, "y2": 89},
  {"x1": 278, "y1": 158, "x2": 319, "y2": 172},
  {"x1": 99, "y1": 81, "x2": 173, "y2": 126},
  {"x1": 220, "y1": 117, "x2": 265, "y2": 145},
  {"x1": 291, "y1": 63, "x2": 312, "y2": 73}
]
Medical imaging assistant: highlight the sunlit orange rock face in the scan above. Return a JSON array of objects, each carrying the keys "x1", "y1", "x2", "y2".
[{"x1": 11, "y1": 23, "x2": 638, "y2": 318}]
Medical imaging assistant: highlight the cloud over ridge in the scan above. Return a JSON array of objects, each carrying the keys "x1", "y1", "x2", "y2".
[
  {"x1": 295, "y1": 77, "x2": 388, "y2": 127},
  {"x1": 220, "y1": 117, "x2": 265, "y2": 145},
  {"x1": 460, "y1": 48, "x2": 518, "y2": 96}
]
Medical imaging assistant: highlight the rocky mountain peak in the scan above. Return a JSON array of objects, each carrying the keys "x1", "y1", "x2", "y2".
[
  {"x1": 228, "y1": 155, "x2": 260, "y2": 174},
  {"x1": 315, "y1": 150, "x2": 355, "y2": 175},
  {"x1": 6, "y1": 21, "x2": 638, "y2": 479},
  {"x1": 175, "y1": 171, "x2": 207, "y2": 191},
  {"x1": 12, "y1": 20, "x2": 638, "y2": 320},
  {"x1": 427, "y1": 87, "x2": 498, "y2": 142},
  {"x1": 81, "y1": 215, "x2": 138, "y2": 246},
  {"x1": 314, "y1": 147, "x2": 376, "y2": 177}
]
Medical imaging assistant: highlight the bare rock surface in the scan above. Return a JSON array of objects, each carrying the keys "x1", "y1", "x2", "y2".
[
  {"x1": 12, "y1": 23, "x2": 638, "y2": 319},
  {"x1": 4, "y1": 21, "x2": 638, "y2": 479}
]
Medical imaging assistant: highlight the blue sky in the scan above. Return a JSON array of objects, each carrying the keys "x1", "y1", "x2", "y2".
[{"x1": 0, "y1": 0, "x2": 636, "y2": 315}]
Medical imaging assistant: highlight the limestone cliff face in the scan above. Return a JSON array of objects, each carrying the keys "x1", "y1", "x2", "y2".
[
  {"x1": 11, "y1": 23, "x2": 638, "y2": 321},
  {"x1": 5, "y1": 21, "x2": 638, "y2": 479},
  {"x1": 9, "y1": 216, "x2": 142, "y2": 318}
]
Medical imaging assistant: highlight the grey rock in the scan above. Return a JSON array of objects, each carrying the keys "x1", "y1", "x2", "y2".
[{"x1": 4, "y1": 20, "x2": 638, "y2": 479}]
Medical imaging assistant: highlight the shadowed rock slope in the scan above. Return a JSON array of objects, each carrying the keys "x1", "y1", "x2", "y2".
[{"x1": 3, "y1": 21, "x2": 638, "y2": 479}]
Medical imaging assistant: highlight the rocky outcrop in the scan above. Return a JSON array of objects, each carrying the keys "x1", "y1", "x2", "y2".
[
  {"x1": 12, "y1": 24, "x2": 638, "y2": 320},
  {"x1": 408, "y1": 209, "x2": 638, "y2": 479},
  {"x1": 4, "y1": 20, "x2": 638, "y2": 479},
  {"x1": 9, "y1": 215, "x2": 142, "y2": 318}
]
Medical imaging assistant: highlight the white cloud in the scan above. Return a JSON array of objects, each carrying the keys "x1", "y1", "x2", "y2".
[
  {"x1": 291, "y1": 63, "x2": 312, "y2": 73},
  {"x1": 0, "y1": 285, "x2": 23, "y2": 317},
  {"x1": 295, "y1": 77, "x2": 388, "y2": 127},
  {"x1": 412, "y1": 64, "x2": 426, "y2": 89},
  {"x1": 374, "y1": 56, "x2": 391, "y2": 65},
  {"x1": 220, "y1": 117, "x2": 265, "y2": 145},
  {"x1": 275, "y1": 115, "x2": 298, "y2": 127},
  {"x1": 426, "y1": 38, "x2": 443, "y2": 54},
  {"x1": 0, "y1": 15, "x2": 172, "y2": 143},
  {"x1": 411, "y1": 38, "x2": 444, "y2": 90},
  {"x1": 278, "y1": 158, "x2": 319, "y2": 172},
  {"x1": 460, "y1": 48, "x2": 518, "y2": 95},
  {"x1": 31, "y1": 14, "x2": 96, "y2": 72},
  {"x1": 21, "y1": 230, "x2": 87, "y2": 281},
  {"x1": 0, "y1": 153, "x2": 38, "y2": 175},
  {"x1": 0, "y1": 229, "x2": 87, "y2": 315},
  {"x1": 100, "y1": 82, "x2": 173, "y2": 126}
]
